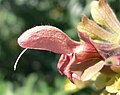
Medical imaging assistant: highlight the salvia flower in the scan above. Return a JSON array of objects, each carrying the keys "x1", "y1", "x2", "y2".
[
  {"x1": 17, "y1": 25, "x2": 103, "y2": 82},
  {"x1": 16, "y1": 0, "x2": 120, "y2": 89}
]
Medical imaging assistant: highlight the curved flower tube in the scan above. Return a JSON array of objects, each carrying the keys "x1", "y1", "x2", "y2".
[
  {"x1": 17, "y1": 25, "x2": 103, "y2": 82},
  {"x1": 17, "y1": 0, "x2": 120, "y2": 85}
]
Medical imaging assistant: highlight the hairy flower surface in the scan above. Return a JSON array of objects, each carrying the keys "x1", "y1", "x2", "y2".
[
  {"x1": 17, "y1": 0, "x2": 120, "y2": 88},
  {"x1": 17, "y1": 25, "x2": 102, "y2": 82}
]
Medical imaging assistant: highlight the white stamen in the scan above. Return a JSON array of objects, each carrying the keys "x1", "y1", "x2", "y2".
[{"x1": 14, "y1": 48, "x2": 28, "y2": 71}]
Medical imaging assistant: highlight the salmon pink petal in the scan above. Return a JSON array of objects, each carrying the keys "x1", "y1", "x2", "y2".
[
  {"x1": 18, "y1": 25, "x2": 80, "y2": 54},
  {"x1": 80, "y1": 60, "x2": 105, "y2": 81},
  {"x1": 78, "y1": 31, "x2": 120, "y2": 59},
  {"x1": 71, "y1": 58, "x2": 102, "y2": 81},
  {"x1": 57, "y1": 54, "x2": 70, "y2": 74}
]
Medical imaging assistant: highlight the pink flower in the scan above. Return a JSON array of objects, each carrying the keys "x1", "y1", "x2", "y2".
[
  {"x1": 17, "y1": 25, "x2": 103, "y2": 82},
  {"x1": 17, "y1": 0, "x2": 120, "y2": 83}
]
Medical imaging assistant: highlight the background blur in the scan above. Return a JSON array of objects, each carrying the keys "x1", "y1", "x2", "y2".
[{"x1": 0, "y1": 0, "x2": 120, "y2": 95}]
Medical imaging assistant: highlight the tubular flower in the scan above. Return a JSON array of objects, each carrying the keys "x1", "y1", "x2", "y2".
[
  {"x1": 16, "y1": 0, "x2": 120, "y2": 85},
  {"x1": 17, "y1": 25, "x2": 103, "y2": 82}
]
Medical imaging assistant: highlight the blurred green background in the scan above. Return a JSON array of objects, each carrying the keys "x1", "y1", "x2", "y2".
[{"x1": 0, "y1": 0, "x2": 119, "y2": 95}]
